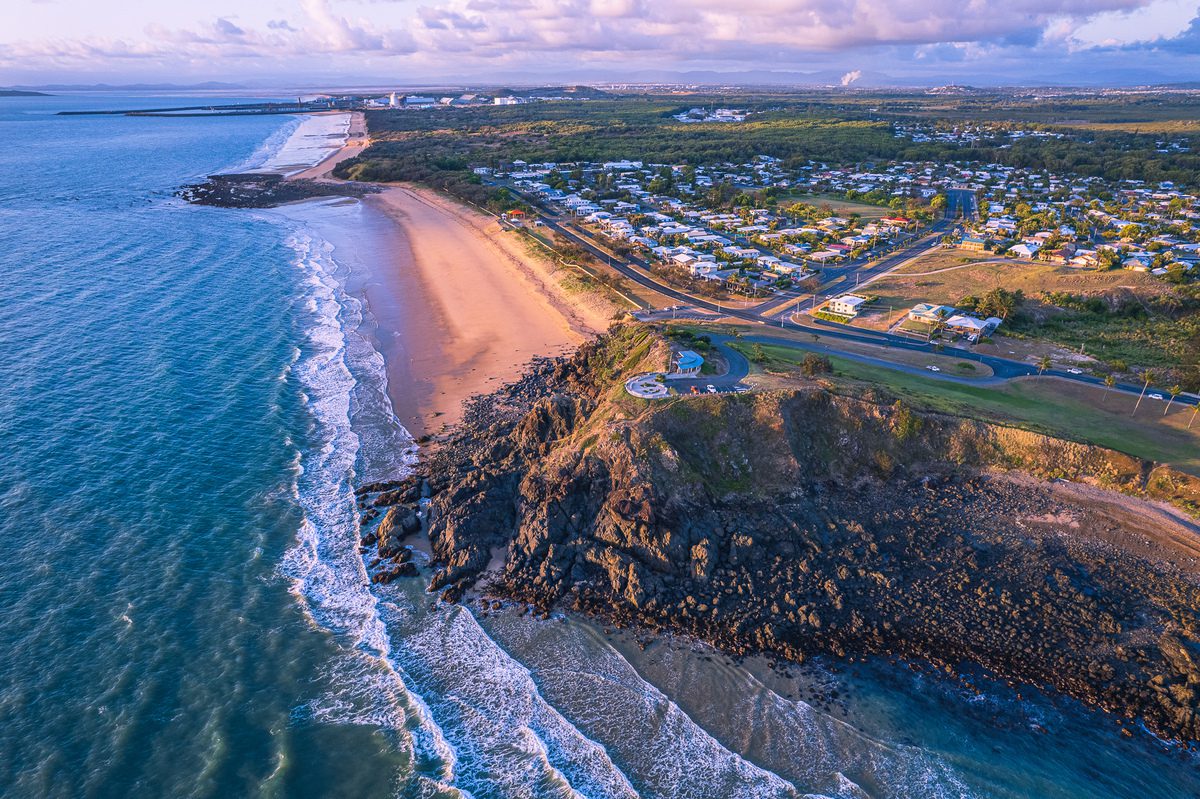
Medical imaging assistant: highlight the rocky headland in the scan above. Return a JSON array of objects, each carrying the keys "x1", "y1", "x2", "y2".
[
  {"x1": 178, "y1": 172, "x2": 375, "y2": 208},
  {"x1": 359, "y1": 324, "x2": 1200, "y2": 744}
]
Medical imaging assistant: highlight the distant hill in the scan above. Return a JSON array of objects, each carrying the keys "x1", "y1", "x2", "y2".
[{"x1": 0, "y1": 89, "x2": 50, "y2": 97}]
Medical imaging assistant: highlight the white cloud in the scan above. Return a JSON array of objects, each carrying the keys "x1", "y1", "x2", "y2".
[
  {"x1": 1068, "y1": 0, "x2": 1199, "y2": 47},
  {"x1": 0, "y1": 0, "x2": 1197, "y2": 82}
]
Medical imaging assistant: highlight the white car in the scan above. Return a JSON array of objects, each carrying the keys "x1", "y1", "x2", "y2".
[
  {"x1": 706, "y1": 385, "x2": 718, "y2": 394},
  {"x1": 1066, "y1": 368, "x2": 1082, "y2": 375},
  {"x1": 926, "y1": 365, "x2": 941, "y2": 372},
  {"x1": 1149, "y1": 393, "x2": 1165, "y2": 401}
]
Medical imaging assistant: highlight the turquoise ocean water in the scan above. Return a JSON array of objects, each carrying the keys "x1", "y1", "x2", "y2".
[{"x1": 1, "y1": 94, "x2": 1197, "y2": 798}]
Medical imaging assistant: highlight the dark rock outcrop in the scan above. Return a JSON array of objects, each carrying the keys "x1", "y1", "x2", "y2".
[
  {"x1": 417, "y1": 325, "x2": 1200, "y2": 743},
  {"x1": 178, "y1": 173, "x2": 375, "y2": 208}
]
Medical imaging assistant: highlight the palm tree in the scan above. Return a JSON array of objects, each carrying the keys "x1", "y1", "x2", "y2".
[
  {"x1": 1190, "y1": 403, "x2": 1199, "y2": 429},
  {"x1": 1102, "y1": 373, "x2": 1116, "y2": 402},
  {"x1": 1037, "y1": 355, "x2": 1052, "y2": 375},
  {"x1": 1131, "y1": 371, "x2": 1153, "y2": 417},
  {"x1": 1164, "y1": 385, "x2": 1182, "y2": 416}
]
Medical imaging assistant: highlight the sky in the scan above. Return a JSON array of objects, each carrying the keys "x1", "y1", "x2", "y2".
[{"x1": 2, "y1": 0, "x2": 1199, "y2": 87}]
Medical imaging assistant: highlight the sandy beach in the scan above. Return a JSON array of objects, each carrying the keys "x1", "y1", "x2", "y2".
[
  {"x1": 368, "y1": 185, "x2": 614, "y2": 436},
  {"x1": 290, "y1": 112, "x2": 617, "y2": 438},
  {"x1": 290, "y1": 112, "x2": 369, "y2": 181}
]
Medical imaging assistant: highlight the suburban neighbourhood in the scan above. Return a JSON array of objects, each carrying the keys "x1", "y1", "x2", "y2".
[{"x1": 466, "y1": 148, "x2": 1198, "y2": 409}]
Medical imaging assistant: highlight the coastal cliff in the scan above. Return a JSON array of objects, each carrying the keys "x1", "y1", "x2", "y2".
[{"x1": 363, "y1": 325, "x2": 1200, "y2": 743}]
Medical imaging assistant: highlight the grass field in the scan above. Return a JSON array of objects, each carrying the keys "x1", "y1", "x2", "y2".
[
  {"x1": 870, "y1": 257, "x2": 1165, "y2": 307},
  {"x1": 731, "y1": 335, "x2": 995, "y2": 378},
  {"x1": 859, "y1": 258, "x2": 1168, "y2": 333},
  {"x1": 758, "y1": 346, "x2": 1200, "y2": 474},
  {"x1": 781, "y1": 192, "x2": 893, "y2": 220},
  {"x1": 1063, "y1": 120, "x2": 1200, "y2": 134},
  {"x1": 890, "y1": 248, "x2": 1005, "y2": 275}
]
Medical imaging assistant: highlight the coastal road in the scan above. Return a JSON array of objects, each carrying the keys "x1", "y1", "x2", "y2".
[
  {"x1": 713, "y1": 332, "x2": 1014, "y2": 387},
  {"x1": 497, "y1": 181, "x2": 1195, "y2": 407}
]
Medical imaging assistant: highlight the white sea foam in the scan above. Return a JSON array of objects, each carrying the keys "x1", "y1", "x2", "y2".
[
  {"x1": 222, "y1": 116, "x2": 304, "y2": 175},
  {"x1": 482, "y1": 615, "x2": 799, "y2": 799},
  {"x1": 276, "y1": 228, "x2": 459, "y2": 794},
  {"x1": 273, "y1": 214, "x2": 786, "y2": 798},
  {"x1": 588, "y1": 629, "x2": 975, "y2": 799},
  {"x1": 249, "y1": 113, "x2": 352, "y2": 177},
  {"x1": 378, "y1": 590, "x2": 640, "y2": 799}
]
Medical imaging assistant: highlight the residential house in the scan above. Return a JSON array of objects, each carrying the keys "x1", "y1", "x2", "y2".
[
  {"x1": 960, "y1": 235, "x2": 990, "y2": 252},
  {"x1": 908, "y1": 303, "x2": 955, "y2": 325},
  {"x1": 944, "y1": 314, "x2": 1003, "y2": 340},
  {"x1": 828, "y1": 294, "x2": 867, "y2": 318}
]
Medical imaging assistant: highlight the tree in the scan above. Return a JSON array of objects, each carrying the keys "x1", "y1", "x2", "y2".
[
  {"x1": 801, "y1": 354, "x2": 832, "y2": 377},
  {"x1": 1119, "y1": 223, "x2": 1143, "y2": 242},
  {"x1": 1131, "y1": 371, "x2": 1153, "y2": 417},
  {"x1": 750, "y1": 343, "x2": 767, "y2": 363},
  {"x1": 969, "y1": 287, "x2": 1023, "y2": 319},
  {"x1": 1037, "y1": 355, "x2": 1052, "y2": 375},
  {"x1": 1164, "y1": 385, "x2": 1182, "y2": 415},
  {"x1": 1102, "y1": 373, "x2": 1116, "y2": 402}
]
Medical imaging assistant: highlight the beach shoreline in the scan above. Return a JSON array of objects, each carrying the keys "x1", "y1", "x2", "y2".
[
  {"x1": 288, "y1": 112, "x2": 369, "y2": 181},
  {"x1": 284, "y1": 112, "x2": 616, "y2": 439},
  {"x1": 366, "y1": 185, "x2": 613, "y2": 438}
]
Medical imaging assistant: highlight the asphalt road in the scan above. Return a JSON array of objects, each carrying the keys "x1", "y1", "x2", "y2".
[
  {"x1": 662, "y1": 341, "x2": 751, "y2": 394},
  {"x1": 496, "y1": 181, "x2": 1195, "y2": 408}
]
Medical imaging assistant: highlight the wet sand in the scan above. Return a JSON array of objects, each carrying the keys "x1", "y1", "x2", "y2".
[
  {"x1": 287, "y1": 113, "x2": 615, "y2": 438},
  {"x1": 367, "y1": 185, "x2": 611, "y2": 437},
  {"x1": 289, "y1": 112, "x2": 369, "y2": 181}
]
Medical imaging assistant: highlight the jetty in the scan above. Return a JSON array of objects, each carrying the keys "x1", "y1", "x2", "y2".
[{"x1": 58, "y1": 102, "x2": 328, "y2": 117}]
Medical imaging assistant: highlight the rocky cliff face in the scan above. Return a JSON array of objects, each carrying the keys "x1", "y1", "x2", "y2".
[{"x1": 375, "y1": 325, "x2": 1200, "y2": 743}]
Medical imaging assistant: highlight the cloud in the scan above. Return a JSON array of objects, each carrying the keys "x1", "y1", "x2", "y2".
[
  {"x1": 1068, "y1": 0, "x2": 1199, "y2": 48},
  {"x1": 408, "y1": 0, "x2": 1156, "y2": 57},
  {"x1": 214, "y1": 18, "x2": 245, "y2": 37},
  {"x1": 0, "y1": 0, "x2": 1197, "y2": 83}
]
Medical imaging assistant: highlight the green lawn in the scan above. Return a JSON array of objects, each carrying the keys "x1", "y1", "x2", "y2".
[
  {"x1": 778, "y1": 192, "x2": 893, "y2": 219},
  {"x1": 756, "y1": 345, "x2": 1200, "y2": 473}
]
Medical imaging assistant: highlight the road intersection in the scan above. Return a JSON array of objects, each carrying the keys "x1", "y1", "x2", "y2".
[{"x1": 496, "y1": 180, "x2": 1195, "y2": 408}]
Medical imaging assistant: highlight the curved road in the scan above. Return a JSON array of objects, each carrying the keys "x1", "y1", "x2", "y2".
[{"x1": 499, "y1": 181, "x2": 1195, "y2": 408}]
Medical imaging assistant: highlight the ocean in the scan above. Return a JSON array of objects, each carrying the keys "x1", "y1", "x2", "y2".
[{"x1": 0, "y1": 94, "x2": 1196, "y2": 798}]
